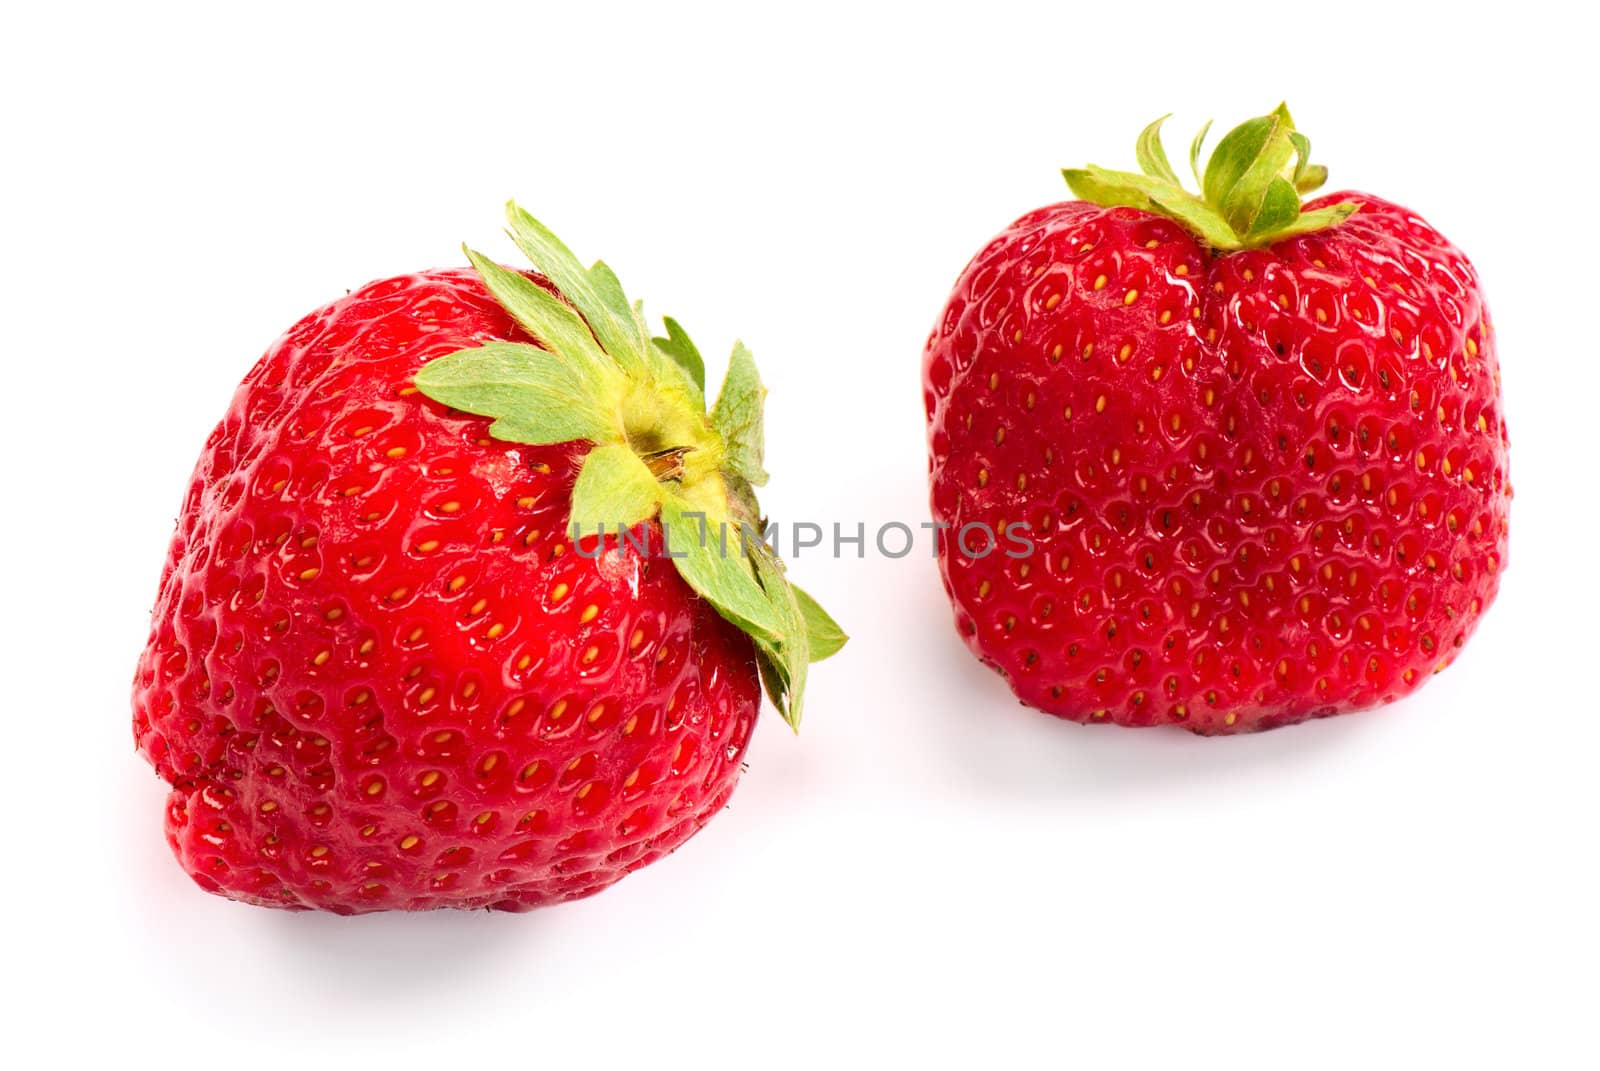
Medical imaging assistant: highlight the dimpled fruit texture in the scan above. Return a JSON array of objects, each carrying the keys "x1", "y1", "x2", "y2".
[
  {"x1": 133, "y1": 268, "x2": 760, "y2": 912},
  {"x1": 924, "y1": 195, "x2": 1509, "y2": 733}
]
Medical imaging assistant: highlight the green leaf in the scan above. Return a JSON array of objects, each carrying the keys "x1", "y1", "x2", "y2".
[
  {"x1": 1188, "y1": 119, "x2": 1213, "y2": 187},
  {"x1": 569, "y1": 443, "x2": 662, "y2": 537},
  {"x1": 1250, "y1": 176, "x2": 1302, "y2": 238},
  {"x1": 1135, "y1": 114, "x2": 1182, "y2": 187},
  {"x1": 1063, "y1": 165, "x2": 1241, "y2": 250},
  {"x1": 791, "y1": 583, "x2": 847, "y2": 661},
  {"x1": 1253, "y1": 201, "x2": 1361, "y2": 244},
  {"x1": 463, "y1": 247, "x2": 615, "y2": 382},
  {"x1": 1204, "y1": 104, "x2": 1299, "y2": 237},
  {"x1": 710, "y1": 341, "x2": 769, "y2": 486},
  {"x1": 586, "y1": 260, "x2": 635, "y2": 334},
  {"x1": 748, "y1": 540, "x2": 809, "y2": 729},
  {"x1": 1287, "y1": 131, "x2": 1330, "y2": 195},
  {"x1": 653, "y1": 316, "x2": 706, "y2": 398},
  {"x1": 659, "y1": 495, "x2": 783, "y2": 645},
  {"x1": 1295, "y1": 164, "x2": 1329, "y2": 195},
  {"x1": 503, "y1": 202, "x2": 647, "y2": 375},
  {"x1": 414, "y1": 342, "x2": 624, "y2": 446}
]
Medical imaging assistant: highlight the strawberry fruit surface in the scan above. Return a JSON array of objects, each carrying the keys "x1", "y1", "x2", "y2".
[
  {"x1": 924, "y1": 106, "x2": 1509, "y2": 733},
  {"x1": 134, "y1": 206, "x2": 842, "y2": 911}
]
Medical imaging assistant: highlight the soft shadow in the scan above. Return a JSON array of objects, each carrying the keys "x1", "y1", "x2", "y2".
[
  {"x1": 896, "y1": 568, "x2": 1392, "y2": 803},
  {"x1": 255, "y1": 901, "x2": 545, "y2": 1006}
]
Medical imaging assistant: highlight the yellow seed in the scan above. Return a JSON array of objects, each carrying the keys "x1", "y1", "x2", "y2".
[
  {"x1": 421, "y1": 771, "x2": 440, "y2": 788},
  {"x1": 298, "y1": 567, "x2": 320, "y2": 581},
  {"x1": 1095, "y1": 395, "x2": 1107, "y2": 413},
  {"x1": 439, "y1": 501, "x2": 461, "y2": 514},
  {"x1": 312, "y1": 650, "x2": 330, "y2": 666},
  {"x1": 1123, "y1": 289, "x2": 1139, "y2": 306},
  {"x1": 1044, "y1": 293, "x2": 1062, "y2": 310},
  {"x1": 418, "y1": 687, "x2": 436, "y2": 704},
  {"x1": 550, "y1": 582, "x2": 570, "y2": 602},
  {"x1": 485, "y1": 623, "x2": 505, "y2": 640},
  {"x1": 1093, "y1": 274, "x2": 1108, "y2": 290}
]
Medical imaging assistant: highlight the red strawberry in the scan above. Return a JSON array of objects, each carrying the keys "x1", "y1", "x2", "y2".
[
  {"x1": 133, "y1": 205, "x2": 843, "y2": 912},
  {"x1": 924, "y1": 106, "x2": 1508, "y2": 733}
]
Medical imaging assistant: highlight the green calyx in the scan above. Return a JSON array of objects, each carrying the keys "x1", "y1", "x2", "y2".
[
  {"x1": 413, "y1": 202, "x2": 845, "y2": 729},
  {"x1": 1062, "y1": 104, "x2": 1359, "y2": 250}
]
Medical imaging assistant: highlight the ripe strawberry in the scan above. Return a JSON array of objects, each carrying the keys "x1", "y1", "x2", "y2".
[
  {"x1": 924, "y1": 106, "x2": 1509, "y2": 733},
  {"x1": 133, "y1": 204, "x2": 843, "y2": 912}
]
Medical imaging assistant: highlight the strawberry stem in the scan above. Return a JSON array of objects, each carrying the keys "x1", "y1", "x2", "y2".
[{"x1": 1063, "y1": 104, "x2": 1359, "y2": 250}]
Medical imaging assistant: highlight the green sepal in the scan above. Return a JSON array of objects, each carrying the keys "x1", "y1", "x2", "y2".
[
  {"x1": 1295, "y1": 164, "x2": 1329, "y2": 195},
  {"x1": 792, "y1": 583, "x2": 847, "y2": 661},
  {"x1": 1255, "y1": 201, "x2": 1361, "y2": 243},
  {"x1": 710, "y1": 341, "x2": 769, "y2": 487},
  {"x1": 1062, "y1": 166, "x2": 1242, "y2": 250},
  {"x1": 586, "y1": 259, "x2": 637, "y2": 337},
  {"x1": 414, "y1": 342, "x2": 624, "y2": 446},
  {"x1": 653, "y1": 316, "x2": 706, "y2": 402},
  {"x1": 659, "y1": 495, "x2": 783, "y2": 646},
  {"x1": 1135, "y1": 114, "x2": 1182, "y2": 186},
  {"x1": 1204, "y1": 103, "x2": 1298, "y2": 238},
  {"x1": 503, "y1": 202, "x2": 647, "y2": 376},
  {"x1": 1252, "y1": 176, "x2": 1302, "y2": 236},
  {"x1": 569, "y1": 443, "x2": 662, "y2": 538},
  {"x1": 462, "y1": 247, "x2": 616, "y2": 383},
  {"x1": 1188, "y1": 119, "x2": 1212, "y2": 187},
  {"x1": 1285, "y1": 130, "x2": 1330, "y2": 195},
  {"x1": 1063, "y1": 105, "x2": 1355, "y2": 250},
  {"x1": 747, "y1": 539, "x2": 809, "y2": 729}
]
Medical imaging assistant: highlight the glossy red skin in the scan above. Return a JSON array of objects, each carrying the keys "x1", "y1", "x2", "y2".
[
  {"x1": 133, "y1": 268, "x2": 760, "y2": 912},
  {"x1": 924, "y1": 194, "x2": 1509, "y2": 733}
]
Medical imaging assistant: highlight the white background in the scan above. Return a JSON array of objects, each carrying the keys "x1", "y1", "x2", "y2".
[{"x1": 4, "y1": 2, "x2": 1595, "y2": 1067}]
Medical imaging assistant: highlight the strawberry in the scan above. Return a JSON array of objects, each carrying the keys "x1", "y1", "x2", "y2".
[
  {"x1": 133, "y1": 204, "x2": 844, "y2": 912},
  {"x1": 923, "y1": 106, "x2": 1509, "y2": 733}
]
